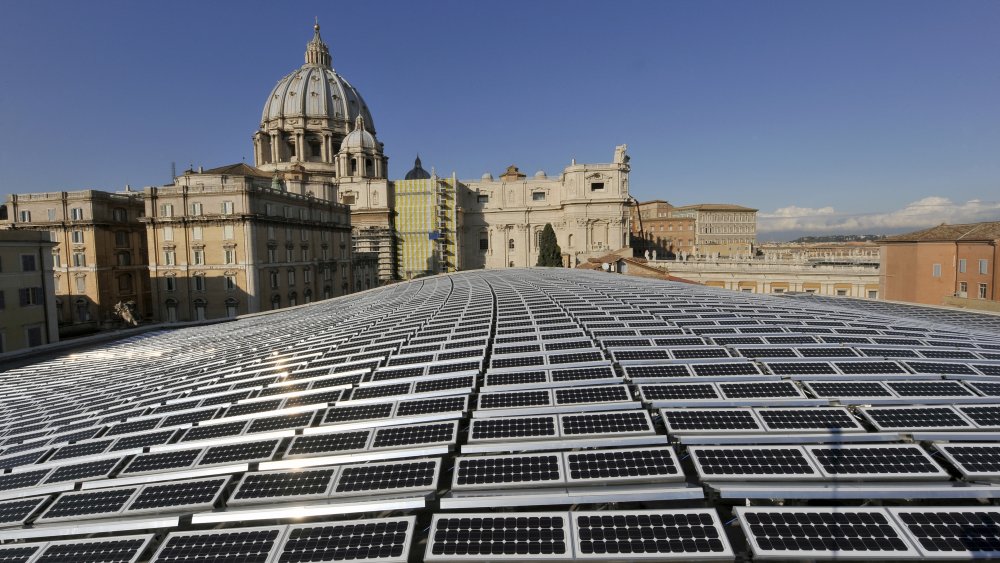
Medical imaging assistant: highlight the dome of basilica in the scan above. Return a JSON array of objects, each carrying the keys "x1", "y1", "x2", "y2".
[
  {"x1": 341, "y1": 115, "x2": 379, "y2": 151},
  {"x1": 260, "y1": 23, "x2": 375, "y2": 134}
]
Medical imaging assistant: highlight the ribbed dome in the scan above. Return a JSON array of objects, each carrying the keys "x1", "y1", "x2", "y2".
[
  {"x1": 341, "y1": 115, "x2": 379, "y2": 151},
  {"x1": 404, "y1": 156, "x2": 431, "y2": 180},
  {"x1": 260, "y1": 24, "x2": 375, "y2": 133}
]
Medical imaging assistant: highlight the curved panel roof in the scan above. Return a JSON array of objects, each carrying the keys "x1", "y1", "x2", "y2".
[{"x1": 1, "y1": 269, "x2": 1000, "y2": 561}]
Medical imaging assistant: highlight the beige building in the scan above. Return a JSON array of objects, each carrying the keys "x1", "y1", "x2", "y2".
[
  {"x1": 0, "y1": 230, "x2": 58, "y2": 353},
  {"x1": 253, "y1": 23, "x2": 396, "y2": 282},
  {"x1": 630, "y1": 200, "x2": 696, "y2": 257},
  {"x1": 1, "y1": 190, "x2": 150, "y2": 335},
  {"x1": 759, "y1": 241, "x2": 880, "y2": 264},
  {"x1": 456, "y1": 147, "x2": 632, "y2": 270},
  {"x1": 880, "y1": 222, "x2": 999, "y2": 311},
  {"x1": 142, "y1": 163, "x2": 356, "y2": 322},
  {"x1": 671, "y1": 203, "x2": 757, "y2": 258}
]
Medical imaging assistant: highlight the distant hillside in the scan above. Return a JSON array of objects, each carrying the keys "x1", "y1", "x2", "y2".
[{"x1": 790, "y1": 234, "x2": 888, "y2": 243}]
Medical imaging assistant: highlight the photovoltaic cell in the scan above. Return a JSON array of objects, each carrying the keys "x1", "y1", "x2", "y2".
[
  {"x1": 573, "y1": 509, "x2": 733, "y2": 559},
  {"x1": 890, "y1": 507, "x2": 1000, "y2": 558},
  {"x1": 426, "y1": 513, "x2": 568, "y2": 559},
  {"x1": 279, "y1": 517, "x2": 414, "y2": 563},
  {"x1": 151, "y1": 526, "x2": 283, "y2": 563}
]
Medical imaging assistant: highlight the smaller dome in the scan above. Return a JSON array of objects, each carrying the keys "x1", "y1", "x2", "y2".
[
  {"x1": 534, "y1": 170, "x2": 547, "y2": 178},
  {"x1": 404, "y1": 156, "x2": 431, "y2": 180},
  {"x1": 341, "y1": 115, "x2": 378, "y2": 151},
  {"x1": 481, "y1": 172, "x2": 493, "y2": 181}
]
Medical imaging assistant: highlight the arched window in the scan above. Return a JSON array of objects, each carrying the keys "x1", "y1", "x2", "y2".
[
  {"x1": 324, "y1": 286, "x2": 332, "y2": 299},
  {"x1": 55, "y1": 298, "x2": 64, "y2": 323},
  {"x1": 304, "y1": 289, "x2": 312, "y2": 304},
  {"x1": 509, "y1": 261, "x2": 515, "y2": 268},
  {"x1": 289, "y1": 292, "x2": 298, "y2": 307},
  {"x1": 271, "y1": 295, "x2": 281, "y2": 310},
  {"x1": 75, "y1": 298, "x2": 91, "y2": 322},
  {"x1": 508, "y1": 239, "x2": 515, "y2": 250},
  {"x1": 568, "y1": 234, "x2": 574, "y2": 248}
]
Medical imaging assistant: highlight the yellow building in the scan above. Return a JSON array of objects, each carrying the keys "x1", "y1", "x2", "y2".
[
  {"x1": 142, "y1": 163, "x2": 357, "y2": 322},
  {"x1": 1, "y1": 190, "x2": 150, "y2": 335},
  {"x1": 395, "y1": 158, "x2": 458, "y2": 279},
  {"x1": 0, "y1": 230, "x2": 58, "y2": 353},
  {"x1": 671, "y1": 203, "x2": 757, "y2": 258}
]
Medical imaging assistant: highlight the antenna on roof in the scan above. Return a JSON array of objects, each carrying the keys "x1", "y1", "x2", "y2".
[{"x1": 171, "y1": 162, "x2": 176, "y2": 180}]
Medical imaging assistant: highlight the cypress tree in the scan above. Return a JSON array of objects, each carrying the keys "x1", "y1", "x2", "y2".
[{"x1": 536, "y1": 223, "x2": 563, "y2": 267}]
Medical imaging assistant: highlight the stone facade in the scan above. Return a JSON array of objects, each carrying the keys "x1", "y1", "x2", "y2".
[
  {"x1": 456, "y1": 148, "x2": 632, "y2": 270},
  {"x1": 0, "y1": 230, "x2": 58, "y2": 353},
  {"x1": 141, "y1": 164, "x2": 356, "y2": 322},
  {"x1": 630, "y1": 200, "x2": 696, "y2": 257},
  {"x1": 652, "y1": 258, "x2": 881, "y2": 298},
  {"x1": 670, "y1": 203, "x2": 757, "y2": 258},
  {"x1": 1, "y1": 190, "x2": 150, "y2": 335}
]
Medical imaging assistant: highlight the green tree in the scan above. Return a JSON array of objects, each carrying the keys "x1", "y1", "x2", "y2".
[{"x1": 536, "y1": 223, "x2": 563, "y2": 267}]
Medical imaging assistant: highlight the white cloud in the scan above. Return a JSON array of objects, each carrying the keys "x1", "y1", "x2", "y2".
[{"x1": 758, "y1": 197, "x2": 1000, "y2": 233}]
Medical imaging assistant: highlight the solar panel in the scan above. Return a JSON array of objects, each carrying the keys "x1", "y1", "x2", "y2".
[
  {"x1": 370, "y1": 421, "x2": 457, "y2": 449},
  {"x1": 38, "y1": 486, "x2": 138, "y2": 521},
  {"x1": 886, "y1": 381, "x2": 975, "y2": 398},
  {"x1": 425, "y1": 512, "x2": 569, "y2": 560},
  {"x1": 125, "y1": 477, "x2": 228, "y2": 514},
  {"x1": 122, "y1": 448, "x2": 202, "y2": 475},
  {"x1": 150, "y1": 526, "x2": 284, "y2": 563},
  {"x1": 564, "y1": 446, "x2": 683, "y2": 484},
  {"x1": 334, "y1": 458, "x2": 439, "y2": 495},
  {"x1": 0, "y1": 544, "x2": 41, "y2": 562},
  {"x1": 572, "y1": 509, "x2": 734, "y2": 559},
  {"x1": 689, "y1": 446, "x2": 822, "y2": 480},
  {"x1": 231, "y1": 468, "x2": 336, "y2": 505},
  {"x1": 756, "y1": 407, "x2": 864, "y2": 432},
  {"x1": 560, "y1": 410, "x2": 654, "y2": 437},
  {"x1": 889, "y1": 507, "x2": 1000, "y2": 558},
  {"x1": 718, "y1": 381, "x2": 804, "y2": 399},
  {"x1": 803, "y1": 381, "x2": 894, "y2": 398},
  {"x1": 860, "y1": 406, "x2": 974, "y2": 431},
  {"x1": 936, "y1": 443, "x2": 1000, "y2": 479},
  {"x1": 0, "y1": 496, "x2": 47, "y2": 527},
  {"x1": 454, "y1": 453, "x2": 563, "y2": 489},
  {"x1": 660, "y1": 408, "x2": 763, "y2": 433},
  {"x1": 286, "y1": 430, "x2": 371, "y2": 458},
  {"x1": 38, "y1": 535, "x2": 154, "y2": 563},
  {"x1": 554, "y1": 385, "x2": 631, "y2": 405},
  {"x1": 44, "y1": 456, "x2": 121, "y2": 483},
  {"x1": 638, "y1": 383, "x2": 720, "y2": 401},
  {"x1": 806, "y1": 444, "x2": 948, "y2": 480},
  {"x1": 278, "y1": 517, "x2": 415, "y2": 563},
  {"x1": 736, "y1": 507, "x2": 920, "y2": 559},
  {"x1": 469, "y1": 415, "x2": 558, "y2": 442}
]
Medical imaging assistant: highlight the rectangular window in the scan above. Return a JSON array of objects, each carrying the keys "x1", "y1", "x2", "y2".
[
  {"x1": 0, "y1": 290, "x2": 4, "y2": 309},
  {"x1": 221, "y1": 201, "x2": 234, "y2": 215},
  {"x1": 265, "y1": 203, "x2": 275, "y2": 216},
  {"x1": 71, "y1": 230, "x2": 84, "y2": 244},
  {"x1": 304, "y1": 269, "x2": 312, "y2": 284},
  {"x1": 342, "y1": 195, "x2": 356, "y2": 205},
  {"x1": 932, "y1": 263, "x2": 942, "y2": 277},
  {"x1": 224, "y1": 249, "x2": 235, "y2": 265},
  {"x1": 477, "y1": 195, "x2": 489, "y2": 204},
  {"x1": 867, "y1": 290, "x2": 877, "y2": 299},
  {"x1": 322, "y1": 247, "x2": 329, "y2": 260},
  {"x1": 836, "y1": 289, "x2": 848, "y2": 296},
  {"x1": 269, "y1": 271, "x2": 279, "y2": 289},
  {"x1": 981, "y1": 283, "x2": 989, "y2": 299},
  {"x1": 21, "y1": 254, "x2": 37, "y2": 272},
  {"x1": 225, "y1": 275, "x2": 237, "y2": 290},
  {"x1": 959, "y1": 259, "x2": 967, "y2": 273},
  {"x1": 288, "y1": 270, "x2": 296, "y2": 286},
  {"x1": 267, "y1": 225, "x2": 276, "y2": 240},
  {"x1": 194, "y1": 276, "x2": 205, "y2": 291},
  {"x1": 18, "y1": 210, "x2": 31, "y2": 222},
  {"x1": 267, "y1": 248, "x2": 276, "y2": 263},
  {"x1": 532, "y1": 192, "x2": 545, "y2": 201},
  {"x1": 113, "y1": 208, "x2": 127, "y2": 222},
  {"x1": 70, "y1": 208, "x2": 84, "y2": 220},
  {"x1": 163, "y1": 226, "x2": 174, "y2": 241},
  {"x1": 193, "y1": 249, "x2": 205, "y2": 265},
  {"x1": 115, "y1": 231, "x2": 129, "y2": 247},
  {"x1": 772, "y1": 288, "x2": 785, "y2": 294},
  {"x1": 190, "y1": 202, "x2": 203, "y2": 216},
  {"x1": 165, "y1": 276, "x2": 175, "y2": 292},
  {"x1": 285, "y1": 227, "x2": 293, "y2": 240},
  {"x1": 47, "y1": 208, "x2": 56, "y2": 221},
  {"x1": 75, "y1": 276, "x2": 86, "y2": 293},
  {"x1": 324, "y1": 266, "x2": 332, "y2": 281},
  {"x1": 72, "y1": 252, "x2": 86, "y2": 267},
  {"x1": 223, "y1": 224, "x2": 234, "y2": 240},
  {"x1": 590, "y1": 182, "x2": 605, "y2": 191},
  {"x1": 160, "y1": 204, "x2": 173, "y2": 217},
  {"x1": 960, "y1": 281, "x2": 968, "y2": 293},
  {"x1": 25, "y1": 326, "x2": 43, "y2": 348},
  {"x1": 286, "y1": 248, "x2": 294, "y2": 262},
  {"x1": 163, "y1": 250, "x2": 175, "y2": 266},
  {"x1": 301, "y1": 229, "x2": 308, "y2": 241},
  {"x1": 118, "y1": 275, "x2": 132, "y2": 291},
  {"x1": 479, "y1": 236, "x2": 489, "y2": 251},
  {"x1": 981, "y1": 259, "x2": 989, "y2": 275},
  {"x1": 18, "y1": 287, "x2": 43, "y2": 306},
  {"x1": 192, "y1": 226, "x2": 204, "y2": 240},
  {"x1": 301, "y1": 248, "x2": 309, "y2": 261},
  {"x1": 52, "y1": 252, "x2": 60, "y2": 268}
]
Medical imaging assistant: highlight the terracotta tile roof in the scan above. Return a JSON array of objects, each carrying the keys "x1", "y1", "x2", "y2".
[
  {"x1": 673, "y1": 203, "x2": 758, "y2": 212},
  {"x1": 883, "y1": 221, "x2": 1000, "y2": 242}
]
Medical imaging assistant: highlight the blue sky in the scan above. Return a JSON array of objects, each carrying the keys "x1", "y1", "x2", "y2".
[{"x1": 1, "y1": 1, "x2": 998, "y2": 238}]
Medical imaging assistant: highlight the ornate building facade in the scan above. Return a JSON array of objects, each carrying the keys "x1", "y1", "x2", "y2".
[
  {"x1": 1, "y1": 190, "x2": 150, "y2": 335},
  {"x1": 253, "y1": 23, "x2": 396, "y2": 283},
  {"x1": 670, "y1": 203, "x2": 758, "y2": 258},
  {"x1": 395, "y1": 158, "x2": 459, "y2": 279}
]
